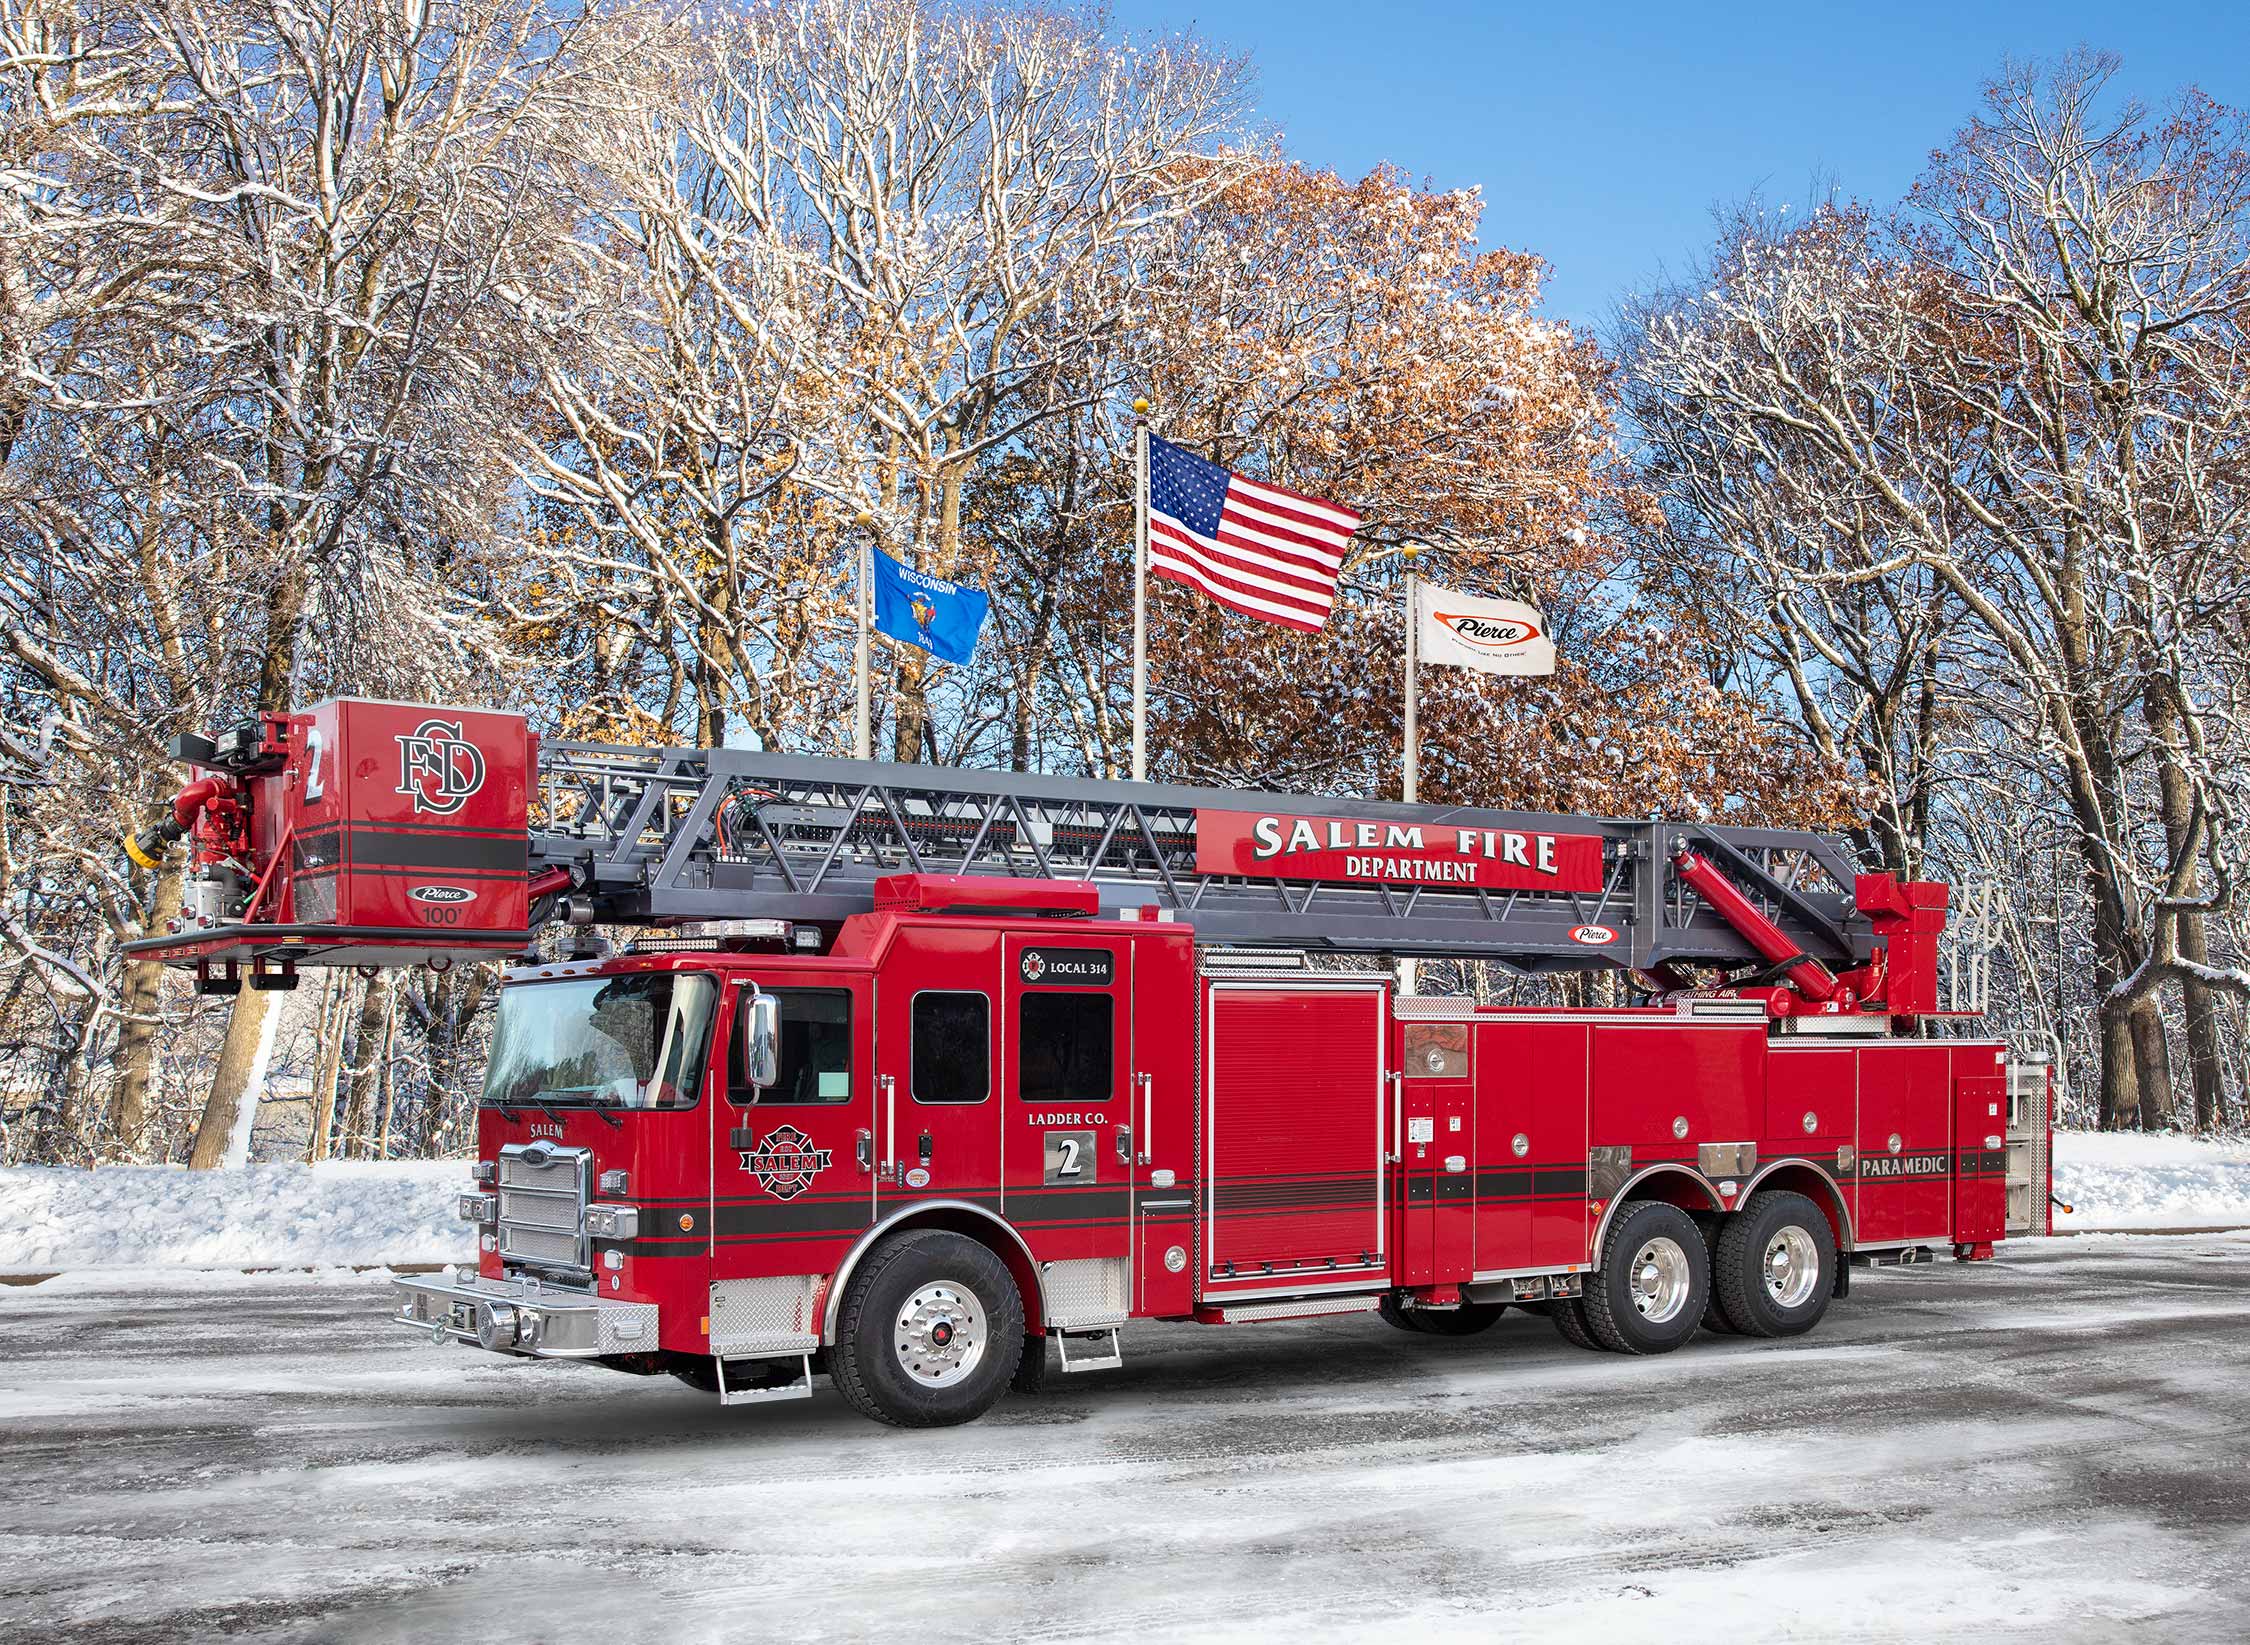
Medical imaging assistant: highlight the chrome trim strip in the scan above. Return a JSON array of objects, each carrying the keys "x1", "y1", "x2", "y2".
[
  {"x1": 1469, "y1": 1262, "x2": 1588, "y2": 1282},
  {"x1": 817, "y1": 1198, "x2": 1050, "y2": 1344}
]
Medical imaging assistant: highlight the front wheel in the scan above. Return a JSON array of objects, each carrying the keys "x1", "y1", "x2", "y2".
[
  {"x1": 831, "y1": 1230, "x2": 1024, "y2": 1427},
  {"x1": 1582, "y1": 1200, "x2": 1709, "y2": 1355},
  {"x1": 1714, "y1": 1191, "x2": 1837, "y2": 1338}
]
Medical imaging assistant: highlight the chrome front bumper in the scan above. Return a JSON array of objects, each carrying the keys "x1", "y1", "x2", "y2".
[{"x1": 393, "y1": 1269, "x2": 658, "y2": 1359}]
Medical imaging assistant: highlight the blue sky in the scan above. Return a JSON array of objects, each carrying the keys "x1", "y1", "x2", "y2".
[{"x1": 1131, "y1": 1, "x2": 2250, "y2": 331}]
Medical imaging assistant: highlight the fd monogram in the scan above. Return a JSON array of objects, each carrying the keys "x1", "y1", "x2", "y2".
[
  {"x1": 395, "y1": 719, "x2": 487, "y2": 816},
  {"x1": 740, "y1": 1124, "x2": 834, "y2": 1200}
]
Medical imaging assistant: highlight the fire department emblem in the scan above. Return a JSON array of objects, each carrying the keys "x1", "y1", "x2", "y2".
[
  {"x1": 395, "y1": 719, "x2": 487, "y2": 816},
  {"x1": 1021, "y1": 950, "x2": 1045, "y2": 982},
  {"x1": 739, "y1": 1124, "x2": 833, "y2": 1201}
]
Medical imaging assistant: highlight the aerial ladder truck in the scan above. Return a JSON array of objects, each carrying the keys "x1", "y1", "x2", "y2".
[{"x1": 126, "y1": 698, "x2": 2053, "y2": 1427}]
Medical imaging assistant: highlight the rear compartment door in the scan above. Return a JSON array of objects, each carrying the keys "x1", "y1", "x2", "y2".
[
  {"x1": 1395, "y1": 1015, "x2": 1474, "y2": 1286},
  {"x1": 1199, "y1": 981, "x2": 1388, "y2": 1301}
]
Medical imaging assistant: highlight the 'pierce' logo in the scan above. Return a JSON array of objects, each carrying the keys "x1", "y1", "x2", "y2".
[
  {"x1": 1436, "y1": 613, "x2": 1543, "y2": 650},
  {"x1": 395, "y1": 719, "x2": 487, "y2": 816}
]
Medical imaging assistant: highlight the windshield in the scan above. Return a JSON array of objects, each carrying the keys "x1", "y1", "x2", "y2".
[{"x1": 481, "y1": 973, "x2": 717, "y2": 1111}]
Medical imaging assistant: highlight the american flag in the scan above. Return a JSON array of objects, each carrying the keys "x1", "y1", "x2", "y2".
[{"x1": 1145, "y1": 434, "x2": 1360, "y2": 632}]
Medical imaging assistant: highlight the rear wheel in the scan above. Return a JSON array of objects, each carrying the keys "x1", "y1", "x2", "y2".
[
  {"x1": 1550, "y1": 1294, "x2": 1603, "y2": 1350},
  {"x1": 831, "y1": 1230, "x2": 1023, "y2": 1427},
  {"x1": 1582, "y1": 1200, "x2": 1709, "y2": 1356},
  {"x1": 1697, "y1": 1216, "x2": 1737, "y2": 1335},
  {"x1": 1714, "y1": 1190, "x2": 1836, "y2": 1338},
  {"x1": 1417, "y1": 1302, "x2": 1507, "y2": 1336}
]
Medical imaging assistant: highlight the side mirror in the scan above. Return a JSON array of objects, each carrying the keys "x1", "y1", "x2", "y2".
[{"x1": 744, "y1": 991, "x2": 780, "y2": 1090}]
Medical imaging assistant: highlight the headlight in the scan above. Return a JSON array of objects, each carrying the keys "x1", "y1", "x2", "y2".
[
  {"x1": 583, "y1": 1205, "x2": 639, "y2": 1241},
  {"x1": 456, "y1": 1192, "x2": 496, "y2": 1224}
]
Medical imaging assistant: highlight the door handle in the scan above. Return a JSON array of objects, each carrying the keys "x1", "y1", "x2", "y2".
[
  {"x1": 878, "y1": 1074, "x2": 897, "y2": 1179},
  {"x1": 1114, "y1": 1125, "x2": 1134, "y2": 1165},
  {"x1": 855, "y1": 1129, "x2": 873, "y2": 1173}
]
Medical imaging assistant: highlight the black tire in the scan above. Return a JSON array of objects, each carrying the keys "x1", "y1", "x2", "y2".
[
  {"x1": 1412, "y1": 1302, "x2": 1507, "y2": 1336},
  {"x1": 1697, "y1": 1217, "x2": 1738, "y2": 1335},
  {"x1": 1380, "y1": 1295, "x2": 1506, "y2": 1335},
  {"x1": 1582, "y1": 1200, "x2": 1710, "y2": 1356},
  {"x1": 1550, "y1": 1294, "x2": 1603, "y2": 1350},
  {"x1": 831, "y1": 1231, "x2": 1024, "y2": 1427},
  {"x1": 1377, "y1": 1294, "x2": 1428, "y2": 1333},
  {"x1": 1714, "y1": 1190, "x2": 1837, "y2": 1338}
]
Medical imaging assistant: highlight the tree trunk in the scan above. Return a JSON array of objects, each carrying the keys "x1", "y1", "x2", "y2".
[
  {"x1": 306, "y1": 972, "x2": 348, "y2": 1162},
  {"x1": 373, "y1": 1004, "x2": 400, "y2": 1161},
  {"x1": 2145, "y1": 681, "x2": 2228, "y2": 1131},
  {"x1": 108, "y1": 857, "x2": 185, "y2": 1160},
  {"x1": 339, "y1": 974, "x2": 394, "y2": 1160},
  {"x1": 187, "y1": 985, "x2": 279, "y2": 1169},
  {"x1": 2127, "y1": 1002, "x2": 2175, "y2": 1131}
]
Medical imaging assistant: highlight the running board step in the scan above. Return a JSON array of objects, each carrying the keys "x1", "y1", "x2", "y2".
[
  {"x1": 717, "y1": 1353, "x2": 814, "y2": 1405},
  {"x1": 1055, "y1": 1329, "x2": 1123, "y2": 1373},
  {"x1": 1213, "y1": 1294, "x2": 1381, "y2": 1324}
]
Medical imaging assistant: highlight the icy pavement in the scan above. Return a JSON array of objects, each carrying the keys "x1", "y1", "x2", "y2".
[{"x1": 3, "y1": 1237, "x2": 2248, "y2": 1643}]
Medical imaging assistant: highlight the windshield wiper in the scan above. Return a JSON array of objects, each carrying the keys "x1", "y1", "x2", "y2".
[{"x1": 526, "y1": 1088, "x2": 623, "y2": 1130}]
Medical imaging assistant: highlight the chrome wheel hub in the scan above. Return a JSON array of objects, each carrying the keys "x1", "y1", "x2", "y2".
[
  {"x1": 895, "y1": 1281, "x2": 987, "y2": 1387},
  {"x1": 1628, "y1": 1236, "x2": 1691, "y2": 1324},
  {"x1": 1762, "y1": 1226, "x2": 1821, "y2": 1309}
]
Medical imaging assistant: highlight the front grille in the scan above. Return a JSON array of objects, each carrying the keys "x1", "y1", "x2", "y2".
[{"x1": 497, "y1": 1142, "x2": 590, "y2": 1275}]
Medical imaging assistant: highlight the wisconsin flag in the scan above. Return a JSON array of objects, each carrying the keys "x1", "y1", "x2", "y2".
[
  {"x1": 1415, "y1": 582, "x2": 1556, "y2": 676},
  {"x1": 871, "y1": 549, "x2": 989, "y2": 667}
]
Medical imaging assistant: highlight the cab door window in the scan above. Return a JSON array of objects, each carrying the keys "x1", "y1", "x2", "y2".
[
  {"x1": 912, "y1": 991, "x2": 991, "y2": 1104},
  {"x1": 729, "y1": 987, "x2": 853, "y2": 1104},
  {"x1": 1017, "y1": 992, "x2": 1114, "y2": 1104}
]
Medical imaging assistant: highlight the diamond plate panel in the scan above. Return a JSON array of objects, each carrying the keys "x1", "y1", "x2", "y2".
[
  {"x1": 1041, "y1": 1256, "x2": 1130, "y2": 1328},
  {"x1": 710, "y1": 1274, "x2": 822, "y2": 1355}
]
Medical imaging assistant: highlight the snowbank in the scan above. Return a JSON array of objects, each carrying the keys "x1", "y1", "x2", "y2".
[
  {"x1": 2051, "y1": 1130, "x2": 2250, "y2": 1230},
  {"x1": 3, "y1": 1130, "x2": 2244, "y2": 1274},
  {"x1": 0, "y1": 1160, "x2": 476, "y2": 1273}
]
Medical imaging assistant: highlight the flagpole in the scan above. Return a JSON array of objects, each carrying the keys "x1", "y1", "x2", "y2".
[
  {"x1": 1131, "y1": 398, "x2": 1150, "y2": 783},
  {"x1": 852, "y1": 510, "x2": 872, "y2": 761},
  {"x1": 1399, "y1": 541, "x2": 1422, "y2": 1000},
  {"x1": 1402, "y1": 543, "x2": 1420, "y2": 805}
]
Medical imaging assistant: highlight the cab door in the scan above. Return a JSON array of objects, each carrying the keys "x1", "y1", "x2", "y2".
[
  {"x1": 874, "y1": 925, "x2": 1004, "y2": 1211},
  {"x1": 1002, "y1": 932, "x2": 1136, "y2": 1308},
  {"x1": 711, "y1": 973, "x2": 876, "y2": 1292}
]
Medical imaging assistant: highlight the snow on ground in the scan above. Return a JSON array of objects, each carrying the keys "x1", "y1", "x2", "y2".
[
  {"x1": 1, "y1": 1129, "x2": 2242, "y2": 1275},
  {"x1": 0, "y1": 1160, "x2": 475, "y2": 1273},
  {"x1": 2050, "y1": 1129, "x2": 2250, "y2": 1230}
]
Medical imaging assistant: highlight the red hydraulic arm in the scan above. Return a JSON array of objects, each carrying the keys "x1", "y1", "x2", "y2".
[{"x1": 1670, "y1": 842, "x2": 1875, "y2": 1014}]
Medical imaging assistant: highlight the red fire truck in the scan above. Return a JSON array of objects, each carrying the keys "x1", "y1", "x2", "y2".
[{"x1": 127, "y1": 699, "x2": 2053, "y2": 1427}]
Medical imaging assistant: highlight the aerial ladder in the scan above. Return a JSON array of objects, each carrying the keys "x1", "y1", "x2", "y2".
[{"x1": 123, "y1": 698, "x2": 1948, "y2": 1019}]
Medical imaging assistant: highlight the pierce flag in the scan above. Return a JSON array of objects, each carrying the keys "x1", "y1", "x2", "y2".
[{"x1": 1414, "y1": 582, "x2": 1555, "y2": 676}]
